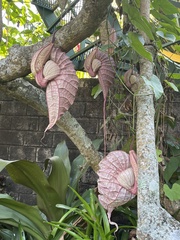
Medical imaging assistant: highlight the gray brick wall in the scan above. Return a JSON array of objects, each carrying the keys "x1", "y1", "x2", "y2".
[
  {"x1": 0, "y1": 79, "x2": 104, "y2": 204},
  {"x1": 0, "y1": 79, "x2": 179, "y2": 205}
]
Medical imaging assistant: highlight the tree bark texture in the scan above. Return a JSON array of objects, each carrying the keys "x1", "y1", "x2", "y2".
[{"x1": 136, "y1": 0, "x2": 180, "y2": 239}]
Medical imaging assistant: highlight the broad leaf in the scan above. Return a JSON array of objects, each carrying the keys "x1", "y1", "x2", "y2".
[
  {"x1": 128, "y1": 32, "x2": 153, "y2": 62},
  {"x1": 53, "y1": 141, "x2": 71, "y2": 177},
  {"x1": 46, "y1": 157, "x2": 69, "y2": 205},
  {"x1": 0, "y1": 195, "x2": 50, "y2": 239},
  {"x1": 38, "y1": 141, "x2": 71, "y2": 214},
  {"x1": 4, "y1": 160, "x2": 63, "y2": 221},
  {"x1": 142, "y1": 75, "x2": 164, "y2": 100}
]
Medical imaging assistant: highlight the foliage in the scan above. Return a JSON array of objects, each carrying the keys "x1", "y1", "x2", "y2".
[
  {"x1": 1, "y1": 0, "x2": 49, "y2": 58},
  {"x1": 48, "y1": 188, "x2": 115, "y2": 240},
  {"x1": 0, "y1": 139, "x2": 102, "y2": 239},
  {"x1": 48, "y1": 187, "x2": 137, "y2": 240}
]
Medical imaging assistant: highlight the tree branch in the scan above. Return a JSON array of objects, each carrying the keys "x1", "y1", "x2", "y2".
[
  {"x1": 0, "y1": 0, "x2": 112, "y2": 83},
  {"x1": 0, "y1": 78, "x2": 101, "y2": 172},
  {"x1": 136, "y1": 0, "x2": 180, "y2": 239}
]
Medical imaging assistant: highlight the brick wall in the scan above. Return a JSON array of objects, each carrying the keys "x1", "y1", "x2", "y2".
[
  {"x1": 0, "y1": 79, "x2": 104, "y2": 204},
  {"x1": 0, "y1": 78, "x2": 179, "y2": 205}
]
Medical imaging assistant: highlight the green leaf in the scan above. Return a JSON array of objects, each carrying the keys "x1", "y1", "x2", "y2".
[
  {"x1": 128, "y1": 32, "x2": 153, "y2": 62},
  {"x1": 159, "y1": 22, "x2": 180, "y2": 36},
  {"x1": 163, "y1": 157, "x2": 180, "y2": 183},
  {"x1": 156, "y1": 148, "x2": 163, "y2": 162},
  {"x1": 163, "y1": 182, "x2": 180, "y2": 201},
  {"x1": 156, "y1": 31, "x2": 176, "y2": 42},
  {"x1": 0, "y1": 195, "x2": 50, "y2": 239},
  {"x1": 47, "y1": 156, "x2": 70, "y2": 205},
  {"x1": 142, "y1": 75, "x2": 164, "y2": 100},
  {"x1": 150, "y1": 9, "x2": 177, "y2": 27},
  {"x1": 91, "y1": 84, "x2": 102, "y2": 99},
  {"x1": 67, "y1": 139, "x2": 103, "y2": 205},
  {"x1": 3, "y1": 160, "x2": 63, "y2": 221},
  {"x1": 164, "y1": 80, "x2": 179, "y2": 92},
  {"x1": 169, "y1": 73, "x2": 180, "y2": 80},
  {"x1": 0, "y1": 159, "x2": 18, "y2": 172},
  {"x1": 44, "y1": 141, "x2": 71, "y2": 206},
  {"x1": 151, "y1": 0, "x2": 179, "y2": 15},
  {"x1": 53, "y1": 141, "x2": 71, "y2": 177},
  {"x1": 122, "y1": 1, "x2": 154, "y2": 40}
]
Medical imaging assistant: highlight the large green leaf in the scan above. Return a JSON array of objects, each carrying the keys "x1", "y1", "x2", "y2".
[
  {"x1": 41, "y1": 141, "x2": 71, "y2": 206},
  {"x1": 122, "y1": 0, "x2": 154, "y2": 40},
  {"x1": 4, "y1": 160, "x2": 63, "y2": 221},
  {"x1": 53, "y1": 141, "x2": 71, "y2": 178},
  {"x1": 0, "y1": 195, "x2": 50, "y2": 239},
  {"x1": 128, "y1": 32, "x2": 153, "y2": 62}
]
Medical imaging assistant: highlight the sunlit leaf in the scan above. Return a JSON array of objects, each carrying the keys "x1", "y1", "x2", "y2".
[
  {"x1": 164, "y1": 80, "x2": 179, "y2": 92},
  {"x1": 91, "y1": 84, "x2": 102, "y2": 99},
  {"x1": 142, "y1": 75, "x2": 164, "y2": 100},
  {"x1": 156, "y1": 148, "x2": 163, "y2": 162},
  {"x1": 169, "y1": 73, "x2": 180, "y2": 80}
]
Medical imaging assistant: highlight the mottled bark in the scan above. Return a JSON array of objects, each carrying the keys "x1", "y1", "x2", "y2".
[
  {"x1": 0, "y1": 0, "x2": 112, "y2": 83},
  {"x1": 136, "y1": 0, "x2": 180, "y2": 239},
  {"x1": 0, "y1": 78, "x2": 101, "y2": 172}
]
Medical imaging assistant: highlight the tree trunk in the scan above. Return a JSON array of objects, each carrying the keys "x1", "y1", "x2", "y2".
[{"x1": 136, "y1": 1, "x2": 180, "y2": 239}]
